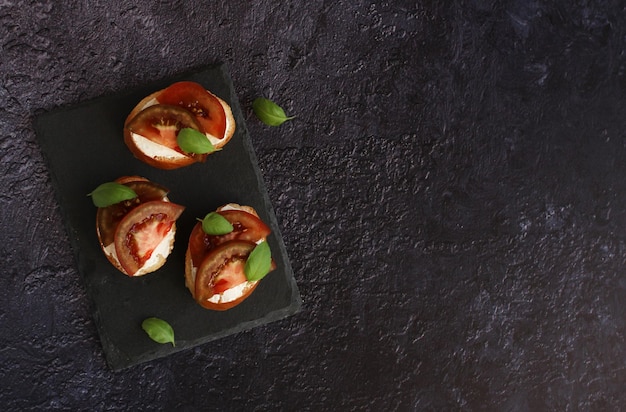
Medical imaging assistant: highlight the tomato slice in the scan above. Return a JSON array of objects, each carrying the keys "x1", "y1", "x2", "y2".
[
  {"x1": 195, "y1": 240, "x2": 256, "y2": 307},
  {"x1": 187, "y1": 209, "x2": 272, "y2": 268},
  {"x1": 96, "y1": 180, "x2": 169, "y2": 246},
  {"x1": 157, "y1": 81, "x2": 227, "y2": 139},
  {"x1": 126, "y1": 104, "x2": 201, "y2": 152},
  {"x1": 114, "y1": 200, "x2": 185, "y2": 276}
]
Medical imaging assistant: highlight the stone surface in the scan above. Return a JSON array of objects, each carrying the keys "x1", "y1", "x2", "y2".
[{"x1": 2, "y1": 0, "x2": 626, "y2": 410}]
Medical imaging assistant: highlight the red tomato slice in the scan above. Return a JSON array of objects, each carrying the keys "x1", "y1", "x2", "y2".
[
  {"x1": 96, "y1": 180, "x2": 169, "y2": 247},
  {"x1": 126, "y1": 104, "x2": 201, "y2": 152},
  {"x1": 114, "y1": 200, "x2": 185, "y2": 276},
  {"x1": 195, "y1": 240, "x2": 256, "y2": 308},
  {"x1": 157, "y1": 81, "x2": 227, "y2": 139},
  {"x1": 187, "y1": 209, "x2": 272, "y2": 268}
]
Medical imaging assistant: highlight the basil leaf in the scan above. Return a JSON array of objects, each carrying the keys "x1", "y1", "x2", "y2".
[
  {"x1": 88, "y1": 182, "x2": 137, "y2": 207},
  {"x1": 252, "y1": 97, "x2": 295, "y2": 126},
  {"x1": 201, "y1": 212, "x2": 234, "y2": 235},
  {"x1": 177, "y1": 128, "x2": 218, "y2": 154},
  {"x1": 244, "y1": 241, "x2": 272, "y2": 281},
  {"x1": 141, "y1": 317, "x2": 175, "y2": 347}
]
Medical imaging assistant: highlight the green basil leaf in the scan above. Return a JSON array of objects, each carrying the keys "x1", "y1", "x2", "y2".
[
  {"x1": 88, "y1": 182, "x2": 137, "y2": 207},
  {"x1": 201, "y1": 212, "x2": 234, "y2": 235},
  {"x1": 252, "y1": 97, "x2": 295, "y2": 126},
  {"x1": 244, "y1": 241, "x2": 272, "y2": 281},
  {"x1": 141, "y1": 317, "x2": 175, "y2": 347},
  {"x1": 177, "y1": 127, "x2": 218, "y2": 154}
]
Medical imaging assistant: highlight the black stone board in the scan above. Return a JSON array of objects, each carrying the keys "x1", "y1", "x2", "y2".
[{"x1": 33, "y1": 64, "x2": 301, "y2": 371}]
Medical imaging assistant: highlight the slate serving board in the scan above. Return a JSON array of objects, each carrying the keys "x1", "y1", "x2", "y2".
[{"x1": 34, "y1": 64, "x2": 301, "y2": 371}]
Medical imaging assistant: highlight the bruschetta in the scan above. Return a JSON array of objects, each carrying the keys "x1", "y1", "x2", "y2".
[
  {"x1": 92, "y1": 176, "x2": 185, "y2": 276},
  {"x1": 123, "y1": 81, "x2": 235, "y2": 169},
  {"x1": 185, "y1": 203, "x2": 275, "y2": 310}
]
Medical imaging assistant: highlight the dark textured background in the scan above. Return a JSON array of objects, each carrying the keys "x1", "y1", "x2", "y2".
[{"x1": 2, "y1": 1, "x2": 626, "y2": 410}]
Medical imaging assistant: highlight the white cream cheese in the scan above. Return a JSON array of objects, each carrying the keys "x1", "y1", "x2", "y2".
[
  {"x1": 139, "y1": 97, "x2": 158, "y2": 111},
  {"x1": 218, "y1": 204, "x2": 244, "y2": 212},
  {"x1": 130, "y1": 132, "x2": 188, "y2": 161},
  {"x1": 206, "y1": 280, "x2": 258, "y2": 304}
]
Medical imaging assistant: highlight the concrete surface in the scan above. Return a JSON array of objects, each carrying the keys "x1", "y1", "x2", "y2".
[{"x1": 2, "y1": 1, "x2": 626, "y2": 410}]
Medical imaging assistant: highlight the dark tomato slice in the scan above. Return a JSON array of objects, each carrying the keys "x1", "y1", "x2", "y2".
[
  {"x1": 114, "y1": 200, "x2": 185, "y2": 276},
  {"x1": 157, "y1": 81, "x2": 227, "y2": 139},
  {"x1": 187, "y1": 209, "x2": 272, "y2": 268},
  {"x1": 195, "y1": 240, "x2": 256, "y2": 307},
  {"x1": 96, "y1": 180, "x2": 169, "y2": 246},
  {"x1": 126, "y1": 104, "x2": 201, "y2": 152}
]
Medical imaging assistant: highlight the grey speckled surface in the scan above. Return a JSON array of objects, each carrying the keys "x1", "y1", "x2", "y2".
[{"x1": 2, "y1": 1, "x2": 626, "y2": 410}]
